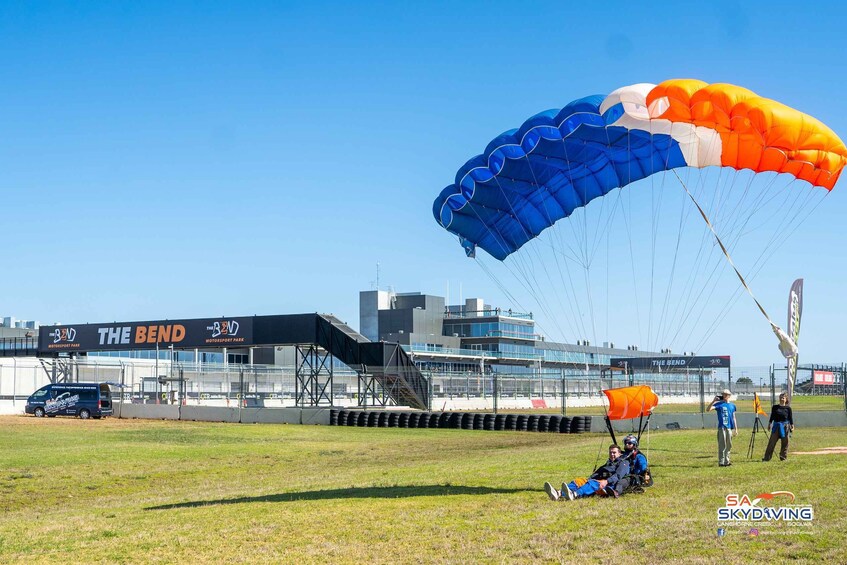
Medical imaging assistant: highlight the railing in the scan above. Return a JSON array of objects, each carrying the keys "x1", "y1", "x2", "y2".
[
  {"x1": 444, "y1": 309, "x2": 533, "y2": 320},
  {"x1": 404, "y1": 344, "x2": 543, "y2": 362},
  {"x1": 0, "y1": 337, "x2": 38, "y2": 356},
  {"x1": 2, "y1": 358, "x2": 845, "y2": 413}
]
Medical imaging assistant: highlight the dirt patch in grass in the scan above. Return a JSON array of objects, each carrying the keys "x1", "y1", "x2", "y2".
[{"x1": 794, "y1": 446, "x2": 847, "y2": 455}]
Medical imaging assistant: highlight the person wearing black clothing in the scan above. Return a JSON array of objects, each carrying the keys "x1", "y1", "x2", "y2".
[
  {"x1": 544, "y1": 445, "x2": 630, "y2": 501},
  {"x1": 763, "y1": 392, "x2": 794, "y2": 461}
]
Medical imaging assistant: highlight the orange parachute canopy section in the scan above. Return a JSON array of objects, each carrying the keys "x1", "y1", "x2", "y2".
[
  {"x1": 603, "y1": 385, "x2": 659, "y2": 421},
  {"x1": 646, "y1": 79, "x2": 847, "y2": 190}
]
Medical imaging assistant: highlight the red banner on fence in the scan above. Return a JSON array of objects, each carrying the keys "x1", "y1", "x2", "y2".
[{"x1": 813, "y1": 370, "x2": 835, "y2": 385}]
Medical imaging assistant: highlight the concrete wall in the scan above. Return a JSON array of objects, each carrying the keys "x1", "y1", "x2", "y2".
[{"x1": 109, "y1": 402, "x2": 331, "y2": 425}]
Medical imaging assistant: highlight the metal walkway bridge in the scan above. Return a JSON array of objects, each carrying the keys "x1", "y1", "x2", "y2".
[{"x1": 16, "y1": 314, "x2": 429, "y2": 410}]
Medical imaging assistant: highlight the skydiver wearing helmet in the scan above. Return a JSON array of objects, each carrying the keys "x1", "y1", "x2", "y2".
[{"x1": 622, "y1": 435, "x2": 652, "y2": 487}]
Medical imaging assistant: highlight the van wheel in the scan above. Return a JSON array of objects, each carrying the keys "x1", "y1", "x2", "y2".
[
  {"x1": 34, "y1": 407, "x2": 45, "y2": 418},
  {"x1": 79, "y1": 409, "x2": 91, "y2": 420}
]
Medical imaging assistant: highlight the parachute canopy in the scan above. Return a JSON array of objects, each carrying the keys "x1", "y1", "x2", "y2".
[
  {"x1": 603, "y1": 385, "x2": 659, "y2": 421},
  {"x1": 434, "y1": 79, "x2": 847, "y2": 260}
]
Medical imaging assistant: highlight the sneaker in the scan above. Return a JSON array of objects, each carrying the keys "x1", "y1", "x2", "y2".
[
  {"x1": 597, "y1": 486, "x2": 607, "y2": 497},
  {"x1": 608, "y1": 487, "x2": 620, "y2": 498},
  {"x1": 563, "y1": 484, "x2": 576, "y2": 501},
  {"x1": 544, "y1": 481, "x2": 559, "y2": 501}
]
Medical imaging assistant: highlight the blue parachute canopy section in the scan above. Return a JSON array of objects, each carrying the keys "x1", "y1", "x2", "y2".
[{"x1": 433, "y1": 94, "x2": 687, "y2": 260}]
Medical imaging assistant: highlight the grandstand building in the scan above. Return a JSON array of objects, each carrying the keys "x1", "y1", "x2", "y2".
[{"x1": 359, "y1": 290, "x2": 657, "y2": 379}]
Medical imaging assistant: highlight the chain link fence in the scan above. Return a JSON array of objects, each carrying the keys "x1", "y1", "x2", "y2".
[{"x1": 1, "y1": 358, "x2": 845, "y2": 413}]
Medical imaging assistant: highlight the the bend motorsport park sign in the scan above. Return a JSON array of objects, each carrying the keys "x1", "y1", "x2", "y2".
[
  {"x1": 40, "y1": 317, "x2": 254, "y2": 352},
  {"x1": 610, "y1": 355, "x2": 731, "y2": 370}
]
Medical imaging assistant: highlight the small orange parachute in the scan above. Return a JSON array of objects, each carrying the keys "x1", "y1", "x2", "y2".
[{"x1": 603, "y1": 385, "x2": 659, "y2": 421}]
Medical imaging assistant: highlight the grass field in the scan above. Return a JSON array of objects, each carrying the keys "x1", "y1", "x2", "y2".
[
  {"x1": 505, "y1": 394, "x2": 846, "y2": 415},
  {"x1": 1, "y1": 415, "x2": 845, "y2": 564}
]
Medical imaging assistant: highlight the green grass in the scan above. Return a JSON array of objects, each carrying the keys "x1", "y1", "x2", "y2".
[
  {"x1": 502, "y1": 394, "x2": 846, "y2": 415},
  {"x1": 1, "y1": 415, "x2": 845, "y2": 563}
]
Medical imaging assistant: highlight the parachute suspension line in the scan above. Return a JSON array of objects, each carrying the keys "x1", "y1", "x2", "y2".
[
  {"x1": 474, "y1": 256, "x2": 534, "y2": 318},
  {"x1": 668, "y1": 169, "x2": 754, "y2": 349},
  {"x1": 459, "y1": 188, "x2": 574, "y2": 344},
  {"x1": 683, "y1": 171, "x2": 817, "y2": 354},
  {"x1": 652, "y1": 124, "x2": 703, "y2": 351},
  {"x1": 693, "y1": 185, "x2": 828, "y2": 354},
  {"x1": 620, "y1": 183, "x2": 644, "y2": 349},
  {"x1": 520, "y1": 151, "x2": 590, "y2": 344},
  {"x1": 658, "y1": 137, "x2": 730, "y2": 349},
  {"x1": 665, "y1": 165, "x2": 739, "y2": 351},
  {"x1": 554, "y1": 139, "x2": 599, "y2": 343},
  {"x1": 672, "y1": 169, "x2": 790, "y2": 348}
]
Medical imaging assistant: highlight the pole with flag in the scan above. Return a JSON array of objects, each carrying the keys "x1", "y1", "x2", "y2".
[
  {"x1": 748, "y1": 392, "x2": 770, "y2": 459},
  {"x1": 786, "y1": 279, "x2": 803, "y2": 402}
]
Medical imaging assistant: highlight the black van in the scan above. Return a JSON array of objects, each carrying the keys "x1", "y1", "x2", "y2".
[{"x1": 25, "y1": 383, "x2": 113, "y2": 419}]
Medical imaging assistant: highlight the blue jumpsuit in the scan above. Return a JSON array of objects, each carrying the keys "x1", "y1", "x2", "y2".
[{"x1": 567, "y1": 457, "x2": 630, "y2": 498}]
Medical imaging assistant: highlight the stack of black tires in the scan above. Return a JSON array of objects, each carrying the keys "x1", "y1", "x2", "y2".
[{"x1": 329, "y1": 409, "x2": 592, "y2": 434}]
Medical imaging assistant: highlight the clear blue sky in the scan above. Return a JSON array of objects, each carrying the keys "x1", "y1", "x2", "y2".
[{"x1": 2, "y1": 1, "x2": 845, "y2": 365}]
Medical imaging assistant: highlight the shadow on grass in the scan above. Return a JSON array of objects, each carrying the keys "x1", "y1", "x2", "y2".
[{"x1": 147, "y1": 484, "x2": 529, "y2": 510}]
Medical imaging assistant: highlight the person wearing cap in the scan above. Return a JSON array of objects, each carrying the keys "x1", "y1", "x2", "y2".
[{"x1": 708, "y1": 389, "x2": 738, "y2": 467}]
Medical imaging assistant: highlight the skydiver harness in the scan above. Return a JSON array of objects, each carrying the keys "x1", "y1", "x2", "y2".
[{"x1": 601, "y1": 411, "x2": 655, "y2": 495}]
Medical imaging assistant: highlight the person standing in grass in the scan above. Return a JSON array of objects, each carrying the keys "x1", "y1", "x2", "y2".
[
  {"x1": 708, "y1": 389, "x2": 738, "y2": 467},
  {"x1": 763, "y1": 392, "x2": 794, "y2": 462},
  {"x1": 544, "y1": 444, "x2": 630, "y2": 501}
]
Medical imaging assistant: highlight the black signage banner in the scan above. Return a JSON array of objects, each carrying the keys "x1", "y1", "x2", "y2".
[
  {"x1": 39, "y1": 317, "x2": 254, "y2": 352},
  {"x1": 610, "y1": 355, "x2": 730, "y2": 370}
]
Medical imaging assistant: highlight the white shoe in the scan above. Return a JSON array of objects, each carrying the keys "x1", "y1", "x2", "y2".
[
  {"x1": 563, "y1": 484, "x2": 576, "y2": 501},
  {"x1": 544, "y1": 482, "x2": 560, "y2": 501}
]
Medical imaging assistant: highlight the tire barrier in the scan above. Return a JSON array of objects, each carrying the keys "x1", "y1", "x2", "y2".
[
  {"x1": 438, "y1": 412, "x2": 451, "y2": 428},
  {"x1": 461, "y1": 413, "x2": 474, "y2": 430},
  {"x1": 570, "y1": 415, "x2": 590, "y2": 433},
  {"x1": 346, "y1": 411, "x2": 359, "y2": 426},
  {"x1": 329, "y1": 410, "x2": 591, "y2": 433},
  {"x1": 472, "y1": 413, "x2": 484, "y2": 430},
  {"x1": 516, "y1": 414, "x2": 528, "y2": 431}
]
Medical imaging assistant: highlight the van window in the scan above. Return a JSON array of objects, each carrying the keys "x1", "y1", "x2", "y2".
[
  {"x1": 31, "y1": 389, "x2": 50, "y2": 399},
  {"x1": 79, "y1": 390, "x2": 97, "y2": 401}
]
